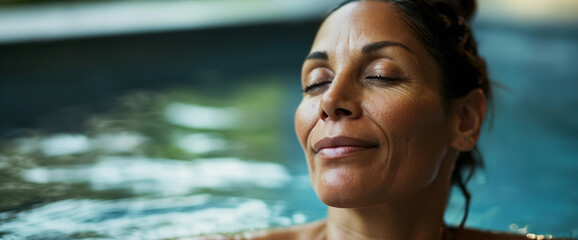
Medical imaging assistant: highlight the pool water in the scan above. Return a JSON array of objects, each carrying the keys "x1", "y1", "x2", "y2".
[
  {"x1": 457, "y1": 20, "x2": 578, "y2": 237},
  {"x1": 1, "y1": 20, "x2": 577, "y2": 240},
  {"x1": 0, "y1": 84, "x2": 326, "y2": 240}
]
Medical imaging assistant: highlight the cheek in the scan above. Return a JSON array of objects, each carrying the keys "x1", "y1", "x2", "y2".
[
  {"x1": 373, "y1": 89, "x2": 448, "y2": 150},
  {"x1": 370, "y1": 92, "x2": 449, "y2": 194},
  {"x1": 294, "y1": 98, "x2": 319, "y2": 150}
]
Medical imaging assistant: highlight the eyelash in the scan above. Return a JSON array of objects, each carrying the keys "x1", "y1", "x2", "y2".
[
  {"x1": 302, "y1": 75, "x2": 403, "y2": 93},
  {"x1": 366, "y1": 75, "x2": 403, "y2": 83},
  {"x1": 303, "y1": 81, "x2": 330, "y2": 93}
]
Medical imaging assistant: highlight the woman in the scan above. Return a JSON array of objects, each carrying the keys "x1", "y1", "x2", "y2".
[{"x1": 196, "y1": 0, "x2": 545, "y2": 239}]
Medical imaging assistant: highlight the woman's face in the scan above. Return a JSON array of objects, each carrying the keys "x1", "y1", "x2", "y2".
[{"x1": 295, "y1": 1, "x2": 456, "y2": 208}]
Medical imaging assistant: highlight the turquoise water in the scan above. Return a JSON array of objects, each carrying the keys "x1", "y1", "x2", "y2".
[
  {"x1": 1, "y1": 20, "x2": 577, "y2": 239},
  {"x1": 0, "y1": 84, "x2": 326, "y2": 239},
  {"x1": 450, "y1": 21, "x2": 578, "y2": 237}
]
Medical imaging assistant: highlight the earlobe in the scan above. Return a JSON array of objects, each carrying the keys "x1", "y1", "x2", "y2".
[{"x1": 450, "y1": 89, "x2": 487, "y2": 151}]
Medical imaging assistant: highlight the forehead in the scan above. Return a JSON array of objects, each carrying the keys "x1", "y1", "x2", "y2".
[{"x1": 312, "y1": 1, "x2": 422, "y2": 55}]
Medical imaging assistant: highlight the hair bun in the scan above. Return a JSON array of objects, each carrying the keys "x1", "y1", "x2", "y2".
[{"x1": 448, "y1": 0, "x2": 476, "y2": 21}]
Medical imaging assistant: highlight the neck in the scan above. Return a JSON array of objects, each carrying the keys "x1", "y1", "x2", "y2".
[{"x1": 324, "y1": 151, "x2": 457, "y2": 240}]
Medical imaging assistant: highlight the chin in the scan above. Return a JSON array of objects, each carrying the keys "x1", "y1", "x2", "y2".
[
  {"x1": 316, "y1": 187, "x2": 386, "y2": 208},
  {"x1": 311, "y1": 170, "x2": 389, "y2": 208}
]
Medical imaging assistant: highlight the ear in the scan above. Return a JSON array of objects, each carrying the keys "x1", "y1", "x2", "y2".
[{"x1": 450, "y1": 88, "x2": 487, "y2": 151}]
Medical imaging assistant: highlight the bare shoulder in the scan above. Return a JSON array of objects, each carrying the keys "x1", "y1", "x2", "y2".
[
  {"x1": 455, "y1": 228, "x2": 574, "y2": 240},
  {"x1": 183, "y1": 220, "x2": 326, "y2": 240}
]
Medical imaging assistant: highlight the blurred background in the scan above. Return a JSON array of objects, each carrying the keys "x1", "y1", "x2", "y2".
[{"x1": 0, "y1": 0, "x2": 577, "y2": 239}]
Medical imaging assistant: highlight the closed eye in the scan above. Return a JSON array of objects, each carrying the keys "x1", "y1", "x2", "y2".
[
  {"x1": 303, "y1": 81, "x2": 330, "y2": 93},
  {"x1": 366, "y1": 75, "x2": 403, "y2": 82}
]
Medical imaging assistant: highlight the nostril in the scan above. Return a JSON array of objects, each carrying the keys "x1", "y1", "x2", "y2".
[
  {"x1": 335, "y1": 108, "x2": 352, "y2": 116},
  {"x1": 320, "y1": 110, "x2": 329, "y2": 119}
]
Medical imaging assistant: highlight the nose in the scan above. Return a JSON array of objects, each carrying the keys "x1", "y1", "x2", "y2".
[{"x1": 319, "y1": 75, "x2": 362, "y2": 121}]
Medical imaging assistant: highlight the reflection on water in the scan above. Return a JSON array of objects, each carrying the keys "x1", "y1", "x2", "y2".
[
  {"x1": 175, "y1": 133, "x2": 230, "y2": 154},
  {"x1": 164, "y1": 103, "x2": 241, "y2": 130},
  {"x1": 23, "y1": 157, "x2": 291, "y2": 196},
  {"x1": 39, "y1": 134, "x2": 92, "y2": 157},
  {"x1": 0, "y1": 82, "x2": 319, "y2": 239},
  {"x1": 17, "y1": 132, "x2": 148, "y2": 157},
  {"x1": 0, "y1": 195, "x2": 305, "y2": 240}
]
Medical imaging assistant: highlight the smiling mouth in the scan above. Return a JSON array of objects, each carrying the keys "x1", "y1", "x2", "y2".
[{"x1": 313, "y1": 136, "x2": 378, "y2": 159}]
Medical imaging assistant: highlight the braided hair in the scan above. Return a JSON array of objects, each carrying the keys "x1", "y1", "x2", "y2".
[{"x1": 331, "y1": 0, "x2": 491, "y2": 230}]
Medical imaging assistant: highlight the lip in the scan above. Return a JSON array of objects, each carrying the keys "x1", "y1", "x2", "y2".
[{"x1": 313, "y1": 136, "x2": 378, "y2": 159}]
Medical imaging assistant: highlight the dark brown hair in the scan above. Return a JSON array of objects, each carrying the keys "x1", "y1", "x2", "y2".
[{"x1": 331, "y1": 0, "x2": 491, "y2": 229}]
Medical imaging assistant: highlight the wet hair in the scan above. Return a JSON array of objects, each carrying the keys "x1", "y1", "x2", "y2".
[{"x1": 331, "y1": 0, "x2": 490, "y2": 230}]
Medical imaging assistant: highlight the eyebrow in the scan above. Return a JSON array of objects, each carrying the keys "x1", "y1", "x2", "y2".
[
  {"x1": 304, "y1": 40, "x2": 413, "y2": 62},
  {"x1": 304, "y1": 51, "x2": 328, "y2": 61},
  {"x1": 361, "y1": 41, "x2": 413, "y2": 54}
]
